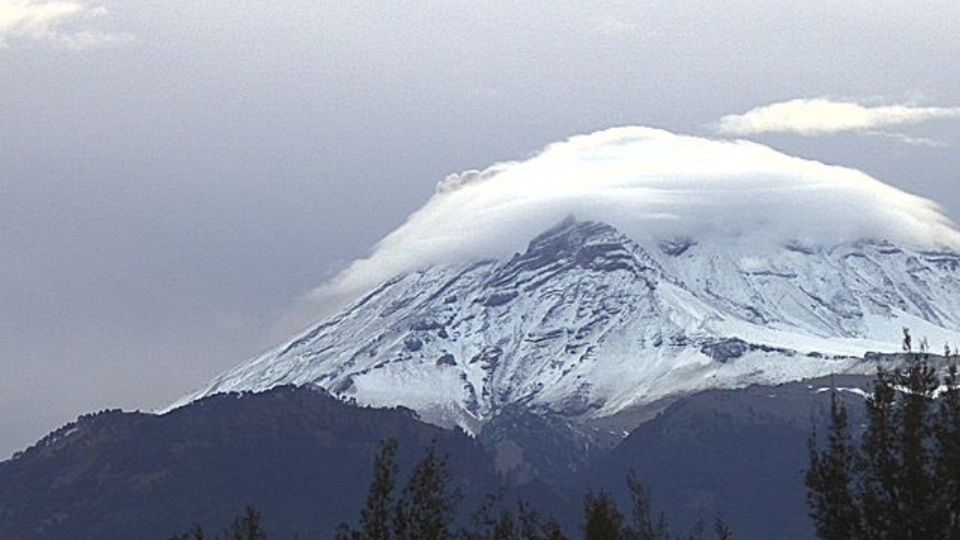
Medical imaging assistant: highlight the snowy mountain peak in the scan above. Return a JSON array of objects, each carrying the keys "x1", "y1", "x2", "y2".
[
  {"x1": 171, "y1": 218, "x2": 960, "y2": 436},
  {"x1": 486, "y1": 217, "x2": 657, "y2": 291},
  {"x1": 310, "y1": 127, "x2": 960, "y2": 312},
  {"x1": 525, "y1": 216, "x2": 625, "y2": 256}
]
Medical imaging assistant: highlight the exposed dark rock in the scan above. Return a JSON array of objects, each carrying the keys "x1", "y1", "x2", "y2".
[
  {"x1": 483, "y1": 291, "x2": 518, "y2": 307},
  {"x1": 700, "y1": 338, "x2": 750, "y2": 362},
  {"x1": 659, "y1": 238, "x2": 696, "y2": 256},
  {"x1": 403, "y1": 336, "x2": 423, "y2": 352},
  {"x1": 411, "y1": 319, "x2": 444, "y2": 331},
  {"x1": 436, "y1": 353, "x2": 457, "y2": 367}
]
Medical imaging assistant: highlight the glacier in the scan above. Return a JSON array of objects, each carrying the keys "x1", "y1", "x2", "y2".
[{"x1": 169, "y1": 217, "x2": 960, "y2": 436}]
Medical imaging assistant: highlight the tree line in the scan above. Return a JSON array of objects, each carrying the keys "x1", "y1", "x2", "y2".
[
  {"x1": 332, "y1": 438, "x2": 732, "y2": 540},
  {"x1": 171, "y1": 351, "x2": 960, "y2": 539},
  {"x1": 169, "y1": 437, "x2": 731, "y2": 540}
]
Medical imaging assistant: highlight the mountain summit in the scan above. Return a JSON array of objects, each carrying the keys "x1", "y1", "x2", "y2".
[
  {"x1": 171, "y1": 218, "x2": 960, "y2": 437},
  {"x1": 307, "y1": 127, "x2": 960, "y2": 310}
]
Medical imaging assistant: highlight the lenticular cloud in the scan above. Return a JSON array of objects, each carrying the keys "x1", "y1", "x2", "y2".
[{"x1": 312, "y1": 126, "x2": 959, "y2": 308}]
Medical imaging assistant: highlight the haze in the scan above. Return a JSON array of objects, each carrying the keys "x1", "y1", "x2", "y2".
[{"x1": 2, "y1": 0, "x2": 960, "y2": 458}]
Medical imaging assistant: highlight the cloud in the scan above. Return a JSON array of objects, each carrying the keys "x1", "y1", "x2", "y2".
[
  {"x1": 716, "y1": 98, "x2": 960, "y2": 137},
  {"x1": 294, "y1": 126, "x2": 959, "y2": 322},
  {"x1": 864, "y1": 130, "x2": 949, "y2": 148},
  {"x1": 0, "y1": 0, "x2": 130, "y2": 49},
  {"x1": 592, "y1": 14, "x2": 639, "y2": 37}
]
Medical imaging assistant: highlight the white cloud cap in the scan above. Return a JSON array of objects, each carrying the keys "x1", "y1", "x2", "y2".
[
  {"x1": 0, "y1": 0, "x2": 130, "y2": 49},
  {"x1": 302, "y1": 126, "x2": 959, "y2": 317},
  {"x1": 716, "y1": 98, "x2": 960, "y2": 136}
]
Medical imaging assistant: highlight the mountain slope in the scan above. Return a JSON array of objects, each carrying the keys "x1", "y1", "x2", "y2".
[
  {"x1": 5, "y1": 361, "x2": 940, "y2": 539},
  {"x1": 0, "y1": 386, "x2": 509, "y2": 540},
  {"x1": 171, "y1": 218, "x2": 960, "y2": 436},
  {"x1": 581, "y1": 373, "x2": 872, "y2": 540},
  {"x1": 3, "y1": 355, "x2": 954, "y2": 539}
]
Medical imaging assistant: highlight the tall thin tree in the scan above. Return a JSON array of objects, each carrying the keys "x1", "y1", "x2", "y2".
[
  {"x1": 360, "y1": 439, "x2": 400, "y2": 540},
  {"x1": 806, "y1": 393, "x2": 860, "y2": 540}
]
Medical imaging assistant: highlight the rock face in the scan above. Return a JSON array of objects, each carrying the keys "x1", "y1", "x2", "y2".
[{"x1": 171, "y1": 218, "x2": 960, "y2": 437}]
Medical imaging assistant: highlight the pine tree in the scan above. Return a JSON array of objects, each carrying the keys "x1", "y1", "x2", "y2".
[
  {"x1": 169, "y1": 508, "x2": 264, "y2": 540},
  {"x1": 806, "y1": 393, "x2": 861, "y2": 540},
  {"x1": 168, "y1": 525, "x2": 206, "y2": 540},
  {"x1": 712, "y1": 518, "x2": 733, "y2": 540},
  {"x1": 517, "y1": 502, "x2": 568, "y2": 540},
  {"x1": 807, "y1": 353, "x2": 960, "y2": 539},
  {"x1": 360, "y1": 439, "x2": 400, "y2": 540},
  {"x1": 895, "y1": 359, "x2": 942, "y2": 537},
  {"x1": 859, "y1": 367, "x2": 901, "y2": 539},
  {"x1": 624, "y1": 472, "x2": 670, "y2": 540},
  {"x1": 225, "y1": 506, "x2": 266, "y2": 540},
  {"x1": 491, "y1": 510, "x2": 519, "y2": 540},
  {"x1": 583, "y1": 491, "x2": 625, "y2": 540},
  {"x1": 395, "y1": 441, "x2": 458, "y2": 540},
  {"x1": 858, "y1": 360, "x2": 945, "y2": 539},
  {"x1": 936, "y1": 365, "x2": 960, "y2": 536},
  {"x1": 462, "y1": 492, "x2": 514, "y2": 540},
  {"x1": 463, "y1": 495, "x2": 569, "y2": 540}
]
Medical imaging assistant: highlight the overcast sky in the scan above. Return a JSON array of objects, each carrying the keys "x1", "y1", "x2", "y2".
[{"x1": 2, "y1": 0, "x2": 960, "y2": 458}]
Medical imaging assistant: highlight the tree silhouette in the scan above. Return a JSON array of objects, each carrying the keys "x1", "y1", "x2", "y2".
[
  {"x1": 395, "y1": 441, "x2": 459, "y2": 540},
  {"x1": 226, "y1": 506, "x2": 266, "y2": 540},
  {"x1": 806, "y1": 393, "x2": 860, "y2": 540},
  {"x1": 583, "y1": 491, "x2": 625, "y2": 540},
  {"x1": 360, "y1": 439, "x2": 400, "y2": 540},
  {"x1": 168, "y1": 506, "x2": 264, "y2": 540},
  {"x1": 338, "y1": 440, "x2": 460, "y2": 540},
  {"x1": 175, "y1": 439, "x2": 735, "y2": 539},
  {"x1": 936, "y1": 365, "x2": 960, "y2": 534},
  {"x1": 623, "y1": 472, "x2": 670, "y2": 540},
  {"x1": 807, "y1": 355, "x2": 960, "y2": 539}
]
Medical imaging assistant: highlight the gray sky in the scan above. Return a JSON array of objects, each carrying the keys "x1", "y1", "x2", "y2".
[{"x1": 2, "y1": 0, "x2": 960, "y2": 458}]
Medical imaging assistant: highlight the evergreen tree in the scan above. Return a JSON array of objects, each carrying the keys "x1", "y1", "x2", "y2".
[
  {"x1": 936, "y1": 366, "x2": 960, "y2": 536},
  {"x1": 624, "y1": 472, "x2": 670, "y2": 540},
  {"x1": 806, "y1": 393, "x2": 861, "y2": 540},
  {"x1": 583, "y1": 491, "x2": 625, "y2": 540},
  {"x1": 463, "y1": 495, "x2": 569, "y2": 540},
  {"x1": 517, "y1": 502, "x2": 568, "y2": 540},
  {"x1": 860, "y1": 361, "x2": 944, "y2": 539},
  {"x1": 395, "y1": 441, "x2": 458, "y2": 540},
  {"x1": 169, "y1": 507, "x2": 264, "y2": 540},
  {"x1": 168, "y1": 525, "x2": 206, "y2": 540},
  {"x1": 894, "y1": 359, "x2": 942, "y2": 537},
  {"x1": 491, "y1": 510, "x2": 519, "y2": 540},
  {"x1": 807, "y1": 354, "x2": 960, "y2": 539},
  {"x1": 858, "y1": 367, "x2": 899, "y2": 539},
  {"x1": 225, "y1": 506, "x2": 266, "y2": 540},
  {"x1": 712, "y1": 518, "x2": 733, "y2": 540},
  {"x1": 360, "y1": 439, "x2": 400, "y2": 540},
  {"x1": 462, "y1": 492, "x2": 513, "y2": 540}
]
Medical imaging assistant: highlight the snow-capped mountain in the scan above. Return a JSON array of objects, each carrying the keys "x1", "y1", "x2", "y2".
[{"x1": 170, "y1": 217, "x2": 960, "y2": 435}]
